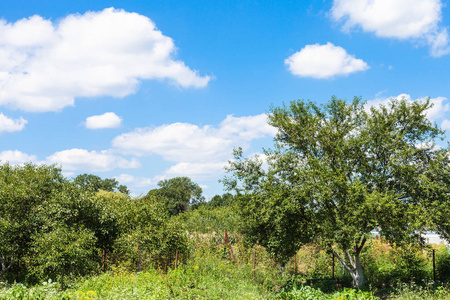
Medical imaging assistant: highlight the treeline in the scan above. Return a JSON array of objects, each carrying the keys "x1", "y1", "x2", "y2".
[
  {"x1": 2, "y1": 97, "x2": 450, "y2": 293},
  {"x1": 0, "y1": 164, "x2": 230, "y2": 287}
]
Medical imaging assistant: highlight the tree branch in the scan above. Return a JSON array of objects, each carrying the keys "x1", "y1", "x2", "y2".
[{"x1": 331, "y1": 248, "x2": 354, "y2": 274}]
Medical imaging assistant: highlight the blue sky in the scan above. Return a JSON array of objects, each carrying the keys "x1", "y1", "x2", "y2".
[{"x1": 1, "y1": 0, "x2": 450, "y2": 198}]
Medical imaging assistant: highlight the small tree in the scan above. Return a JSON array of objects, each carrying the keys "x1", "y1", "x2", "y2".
[
  {"x1": 32, "y1": 226, "x2": 95, "y2": 289},
  {"x1": 224, "y1": 97, "x2": 450, "y2": 287},
  {"x1": 0, "y1": 163, "x2": 65, "y2": 281},
  {"x1": 114, "y1": 194, "x2": 188, "y2": 271}
]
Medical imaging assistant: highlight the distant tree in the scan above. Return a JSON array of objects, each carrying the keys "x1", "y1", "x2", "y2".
[
  {"x1": 224, "y1": 97, "x2": 450, "y2": 288},
  {"x1": 117, "y1": 184, "x2": 130, "y2": 195},
  {"x1": 147, "y1": 177, "x2": 204, "y2": 216},
  {"x1": 74, "y1": 174, "x2": 129, "y2": 194},
  {"x1": 208, "y1": 193, "x2": 234, "y2": 208}
]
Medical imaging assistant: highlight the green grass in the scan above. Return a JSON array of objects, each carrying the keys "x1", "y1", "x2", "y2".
[
  {"x1": 1, "y1": 237, "x2": 449, "y2": 299},
  {"x1": 2, "y1": 267, "x2": 450, "y2": 299}
]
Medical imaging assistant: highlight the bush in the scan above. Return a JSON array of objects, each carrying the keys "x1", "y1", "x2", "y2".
[
  {"x1": 435, "y1": 245, "x2": 450, "y2": 282},
  {"x1": 391, "y1": 244, "x2": 428, "y2": 284},
  {"x1": 361, "y1": 238, "x2": 396, "y2": 287},
  {"x1": 175, "y1": 205, "x2": 241, "y2": 234}
]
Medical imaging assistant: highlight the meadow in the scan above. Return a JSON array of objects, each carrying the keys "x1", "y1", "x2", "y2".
[{"x1": 1, "y1": 206, "x2": 449, "y2": 299}]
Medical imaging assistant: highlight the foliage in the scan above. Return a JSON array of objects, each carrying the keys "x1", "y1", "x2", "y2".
[
  {"x1": 30, "y1": 185, "x2": 123, "y2": 281},
  {"x1": 176, "y1": 204, "x2": 242, "y2": 234},
  {"x1": 31, "y1": 226, "x2": 96, "y2": 288},
  {"x1": 293, "y1": 243, "x2": 334, "y2": 279},
  {"x1": 0, "y1": 163, "x2": 65, "y2": 281},
  {"x1": 206, "y1": 193, "x2": 235, "y2": 208},
  {"x1": 113, "y1": 194, "x2": 189, "y2": 272},
  {"x1": 391, "y1": 282, "x2": 450, "y2": 300},
  {"x1": 276, "y1": 285, "x2": 380, "y2": 300},
  {"x1": 1, "y1": 235, "x2": 450, "y2": 299},
  {"x1": 146, "y1": 177, "x2": 205, "y2": 216},
  {"x1": 390, "y1": 244, "x2": 428, "y2": 284},
  {"x1": 74, "y1": 174, "x2": 129, "y2": 194},
  {"x1": 435, "y1": 245, "x2": 450, "y2": 282},
  {"x1": 223, "y1": 96, "x2": 450, "y2": 287}
]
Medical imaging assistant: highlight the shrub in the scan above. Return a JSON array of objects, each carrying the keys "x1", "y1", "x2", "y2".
[
  {"x1": 391, "y1": 244, "x2": 428, "y2": 284},
  {"x1": 435, "y1": 245, "x2": 450, "y2": 282}
]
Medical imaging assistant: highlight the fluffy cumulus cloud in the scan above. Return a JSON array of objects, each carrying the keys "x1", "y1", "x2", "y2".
[
  {"x1": 85, "y1": 112, "x2": 122, "y2": 129},
  {"x1": 114, "y1": 174, "x2": 165, "y2": 193},
  {"x1": 0, "y1": 150, "x2": 37, "y2": 164},
  {"x1": 0, "y1": 8, "x2": 210, "y2": 112},
  {"x1": 112, "y1": 114, "x2": 276, "y2": 178},
  {"x1": 165, "y1": 161, "x2": 228, "y2": 179},
  {"x1": 46, "y1": 148, "x2": 140, "y2": 172},
  {"x1": 285, "y1": 43, "x2": 369, "y2": 79},
  {"x1": 112, "y1": 113, "x2": 276, "y2": 162},
  {"x1": 331, "y1": 0, "x2": 450, "y2": 57},
  {"x1": 366, "y1": 93, "x2": 449, "y2": 121},
  {"x1": 0, "y1": 113, "x2": 27, "y2": 133}
]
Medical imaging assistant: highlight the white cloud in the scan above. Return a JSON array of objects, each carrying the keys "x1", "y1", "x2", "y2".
[
  {"x1": 0, "y1": 113, "x2": 27, "y2": 133},
  {"x1": 285, "y1": 43, "x2": 369, "y2": 79},
  {"x1": 441, "y1": 119, "x2": 450, "y2": 130},
  {"x1": 114, "y1": 173, "x2": 163, "y2": 190},
  {"x1": 112, "y1": 113, "x2": 276, "y2": 162},
  {"x1": 0, "y1": 8, "x2": 210, "y2": 112},
  {"x1": 85, "y1": 112, "x2": 122, "y2": 129},
  {"x1": 0, "y1": 150, "x2": 37, "y2": 165},
  {"x1": 165, "y1": 161, "x2": 228, "y2": 179},
  {"x1": 331, "y1": 0, "x2": 450, "y2": 57},
  {"x1": 112, "y1": 114, "x2": 276, "y2": 180},
  {"x1": 46, "y1": 148, "x2": 140, "y2": 172},
  {"x1": 365, "y1": 93, "x2": 449, "y2": 120},
  {"x1": 61, "y1": 171, "x2": 75, "y2": 178}
]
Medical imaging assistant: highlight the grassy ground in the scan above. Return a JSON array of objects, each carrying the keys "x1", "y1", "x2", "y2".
[
  {"x1": 1, "y1": 259, "x2": 449, "y2": 299},
  {"x1": 1, "y1": 232, "x2": 449, "y2": 299}
]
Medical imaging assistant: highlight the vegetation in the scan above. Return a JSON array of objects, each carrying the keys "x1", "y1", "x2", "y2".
[
  {"x1": 1, "y1": 97, "x2": 450, "y2": 298},
  {"x1": 224, "y1": 97, "x2": 450, "y2": 288},
  {"x1": 146, "y1": 177, "x2": 205, "y2": 216}
]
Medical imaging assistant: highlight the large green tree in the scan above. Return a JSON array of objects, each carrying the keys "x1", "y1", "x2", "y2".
[{"x1": 224, "y1": 97, "x2": 450, "y2": 287}]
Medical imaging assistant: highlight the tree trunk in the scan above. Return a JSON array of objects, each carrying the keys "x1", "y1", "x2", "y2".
[
  {"x1": 1, "y1": 253, "x2": 14, "y2": 278},
  {"x1": 331, "y1": 237, "x2": 366, "y2": 288},
  {"x1": 332, "y1": 249, "x2": 364, "y2": 288},
  {"x1": 350, "y1": 253, "x2": 364, "y2": 288},
  {"x1": 102, "y1": 249, "x2": 105, "y2": 272}
]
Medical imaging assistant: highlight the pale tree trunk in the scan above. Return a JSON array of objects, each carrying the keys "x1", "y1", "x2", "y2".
[
  {"x1": 0, "y1": 252, "x2": 13, "y2": 279},
  {"x1": 331, "y1": 237, "x2": 366, "y2": 288}
]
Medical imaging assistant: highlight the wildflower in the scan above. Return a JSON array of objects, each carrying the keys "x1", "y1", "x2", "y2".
[{"x1": 193, "y1": 265, "x2": 199, "y2": 270}]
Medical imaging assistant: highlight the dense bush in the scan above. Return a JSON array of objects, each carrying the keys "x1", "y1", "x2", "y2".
[
  {"x1": 391, "y1": 244, "x2": 429, "y2": 284},
  {"x1": 175, "y1": 205, "x2": 241, "y2": 234},
  {"x1": 436, "y1": 245, "x2": 450, "y2": 282}
]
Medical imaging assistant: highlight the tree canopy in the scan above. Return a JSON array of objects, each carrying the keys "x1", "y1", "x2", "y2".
[
  {"x1": 147, "y1": 177, "x2": 205, "y2": 216},
  {"x1": 0, "y1": 163, "x2": 188, "y2": 284},
  {"x1": 74, "y1": 173, "x2": 129, "y2": 194},
  {"x1": 224, "y1": 96, "x2": 450, "y2": 287}
]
